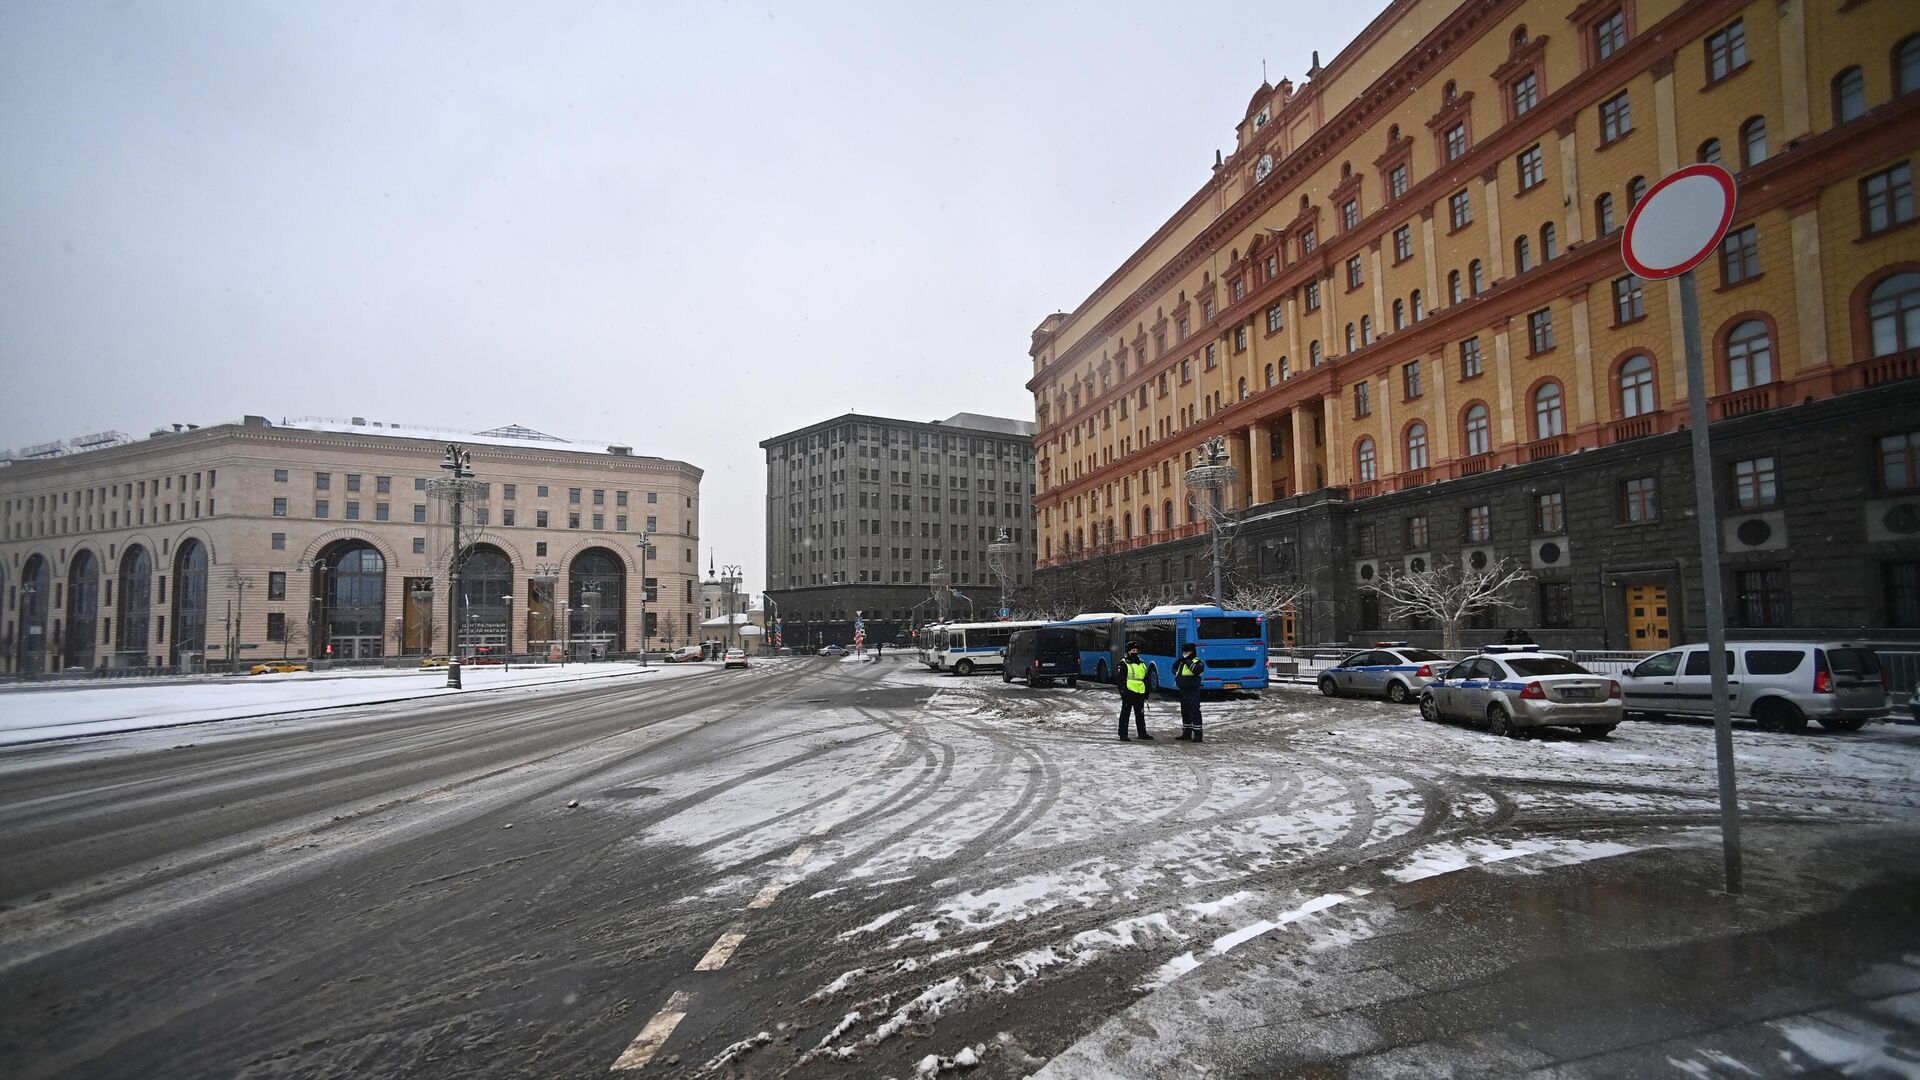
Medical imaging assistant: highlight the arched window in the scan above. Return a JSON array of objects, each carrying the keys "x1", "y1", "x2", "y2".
[
  {"x1": 1835, "y1": 67, "x2": 1867, "y2": 123},
  {"x1": 1237, "y1": 376, "x2": 1249, "y2": 400},
  {"x1": 1470, "y1": 260, "x2": 1486, "y2": 295},
  {"x1": 1726, "y1": 319, "x2": 1775, "y2": 390},
  {"x1": 1163, "y1": 499, "x2": 1174, "y2": 527},
  {"x1": 16, "y1": 556, "x2": 50, "y2": 673},
  {"x1": 118, "y1": 545, "x2": 152, "y2": 661},
  {"x1": 1740, "y1": 117, "x2": 1767, "y2": 167},
  {"x1": 1899, "y1": 35, "x2": 1920, "y2": 95},
  {"x1": 1411, "y1": 290, "x2": 1424, "y2": 321},
  {"x1": 1619, "y1": 355, "x2": 1655, "y2": 417},
  {"x1": 1448, "y1": 270, "x2": 1463, "y2": 304},
  {"x1": 1345, "y1": 323, "x2": 1357, "y2": 351},
  {"x1": 1698, "y1": 138, "x2": 1722, "y2": 165},
  {"x1": 1142, "y1": 506, "x2": 1153, "y2": 534},
  {"x1": 1628, "y1": 176, "x2": 1648, "y2": 206},
  {"x1": 1392, "y1": 298, "x2": 1406, "y2": 330},
  {"x1": 172, "y1": 539, "x2": 208, "y2": 666},
  {"x1": 1515, "y1": 235, "x2": 1533, "y2": 273},
  {"x1": 1444, "y1": 79, "x2": 1458, "y2": 101},
  {"x1": 1512, "y1": 25, "x2": 1528, "y2": 48},
  {"x1": 1868, "y1": 272, "x2": 1920, "y2": 356},
  {"x1": 1356, "y1": 437, "x2": 1378, "y2": 482},
  {"x1": 1405, "y1": 422, "x2": 1429, "y2": 470},
  {"x1": 1123, "y1": 511, "x2": 1133, "y2": 540},
  {"x1": 1309, "y1": 341, "x2": 1322, "y2": 365},
  {"x1": 1264, "y1": 363, "x2": 1275, "y2": 388},
  {"x1": 1464, "y1": 404, "x2": 1492, "y2": 456},
  {"x1": 1596, "y1": 192, "x2": 1617, "y2": 235},
  {"x1": 1361, "y1": 315, "x2": 1374, "y2": 345},
  {"x1": 65, "y1": 550, "x2": 100, "y2": 670},
  {"x1": 1541, "y1": 222, "x2": 1558, "y2": 261},
  {"x1": 1533, "y1": 382, "x2": 1565, "y2": 438}
]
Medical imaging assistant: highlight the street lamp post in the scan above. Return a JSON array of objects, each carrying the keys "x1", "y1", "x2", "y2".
[
  {"x1": 295, "y1": 557, "x2": 329, "y2": 661},
  {"x1": 19, "y1": 582, "x2": 39, "y2": 676},
  {"x1": 636, "y1": 533, "x2": 652, "y2": 666},
  {"x1": 1184, "y1": 436, "x2": 1240, "y2": 605},
  {"x1": 501, "y1": 594, "x2": 514, "y2": 667},
  {"x1": 720, "y1": 563, "x2": 742, "y2": 651},
  {"x1": 434, "y1": 443, "x2": 476, "y2": 689},
  {"x1": 227, "y1": 570, "x2": 254, "y2": 675},
  {"x1": 987, "y1": 529, "x2": 1017, "y2": 621}
]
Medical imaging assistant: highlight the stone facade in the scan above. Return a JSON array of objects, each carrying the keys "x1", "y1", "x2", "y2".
[
  {"x1": 1, "y1": 416, "x2": 702, "y2": 671},
  {"x1": 763, "y1": 412, "x2": 1036, "y2": 647}
]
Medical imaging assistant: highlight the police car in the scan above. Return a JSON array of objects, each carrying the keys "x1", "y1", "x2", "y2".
[
  {"x1": 1317, "y1": 643, "x2": 1450, "y2": 704},
  {"x1": 1418, "y1": 646, "x2": 1622, "y2": 738}
]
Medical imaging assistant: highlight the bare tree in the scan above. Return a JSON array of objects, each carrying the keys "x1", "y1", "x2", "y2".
[
  {"x1": 1360, "y1": 558, "x2": 1532, "y2": 651},
  {"x1": 1226, "y1": 575, "x2": 1315, "y2": 619}
]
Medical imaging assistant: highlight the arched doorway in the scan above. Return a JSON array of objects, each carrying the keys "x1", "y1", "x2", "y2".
[
  {"x1": 172, "y1": 540, "x2": 208, "y2": 669},
  {"x1": 568, "y1": 548, "x2": 626, "y2": 658},
  {"x1": 118, "y1": 546, "x2": 153, "y2": 667},
  {"x1": 313, "y1": 541, "x2": 387, "y2": 659},
  {"x1": 65, "y1": 550, "x2": 100, "y2": 670},
  {"x1": 455, "y1": 544, "x2": 513, "y2": 658},
  {"x1": 17, "y1": 555, "x2": 50, "y2": 674}
]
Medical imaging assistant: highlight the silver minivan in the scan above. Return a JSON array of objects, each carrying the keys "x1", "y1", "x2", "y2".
[{"x1": 1618, "y1": 642, "x2": 1888, "y2": 733}]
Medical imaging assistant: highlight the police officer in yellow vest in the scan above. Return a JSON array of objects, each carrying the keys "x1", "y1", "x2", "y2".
[
  {"x1": 1117, "y1": 644, "x2": 1153, "y2": 741},
  {"x1": 1174, "y1": 642, "x2": 1206, "y2": 742}
]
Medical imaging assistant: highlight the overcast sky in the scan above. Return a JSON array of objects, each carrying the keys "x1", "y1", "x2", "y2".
[{"x1": 1, "y1": 0, "x2": 1381, "y2": 591}]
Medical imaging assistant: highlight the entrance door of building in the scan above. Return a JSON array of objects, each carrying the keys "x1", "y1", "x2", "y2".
[
  {"x1": 1624, "y1": 585, "x2": 1671, "y2": 649},
  {"x1": 332, "y1": 635, "x2": 384, "y2": 660}
]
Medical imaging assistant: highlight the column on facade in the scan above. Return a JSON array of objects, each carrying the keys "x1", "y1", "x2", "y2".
[
  {"x1": 1368, "y1": 241, "x2": 1387, "y2": 331},
  {"x1": 1491, "y1": 318, "x2": 1519, "y2": 448},
  {"x1": 1285, "y1": 295, "x2": 1303, "y2": 372},
  {"x1": 1317, "y1": 271, "x2": 1336, "y2": 360},
  {"x1": 1481, "y1": 165, "x2": 1506, "y2": 281},
  {"x1": 1321, "y1": 389, "x2": 1346, "y2": 487},
  {"x1": 1429, "y1": 346, "x2": 1453, "y2": 463},
  {"x1": 1290, "y1": 405, "x2": 1315, "y2": 496},
  {"x1": 1568, "y1": 286, "x2": 1599, "y2": 430},
  {"x1": 1652, "y1": 52, "x2": 1691, "y2": 406},
  {"x1": 1556, "y1": 116, "x2": 1584, "y2": 247},
  {"x1": 1776, "y1": 0, "x2": 1812, "y2": 143},
  {"x1": 1418, "y1": 206, "x2": 1440, "y2": 305},
  {"x1": 1247, "y1": 421, "x2": 1272, "y2": 506},
  {"x1": 1375, "y1": 370, "x2": 1396, "y2": 477},
  {"x1": 1789, "y1": 197, "x2": 1833, "y2": 372}
]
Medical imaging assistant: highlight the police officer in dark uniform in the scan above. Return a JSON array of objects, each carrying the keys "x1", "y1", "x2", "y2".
[
  {"x1": 1117, "y1": 644, "x2": 1153, "y2": 741},
  {"x1": 1174, "y1": 642, "x2": 1206, "y2": 742}
]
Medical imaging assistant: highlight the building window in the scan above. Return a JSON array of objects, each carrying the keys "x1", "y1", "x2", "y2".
[
  {"x1": 1512, "y1": 72, "x2": 1539, "y2": 118},
  {"x1": 503, "y1": 509, "x2": 515, "y2": 526},
  {"x1": 568, "y1": 512, "x2": 580, "y2": 529},
  {"x1": 1619, "y1": 355, "x2": 1656, "y2": 417},
  {"x1": 1461, "y1": 337, "x2": 1484, "y2": 379},
  {"x1": 1596, "y1": 192, "x2": 1617, "y2": 235},
  {"x1": 1304, "y1": 280, "x2": 1321, "y2": 311},
  {"x1": 1310, "y1": 341, "x2": 1322, "y2": 365},
  {"x1": 1620, "y1": 476, "x2": 1659, "y2": 523},
  {"x1": 1341, "y1": 199, "x2": 1359, "y2": 231},
  {"x1": 1733, "y1": 568, "x2": 1789, "y2": 627},
  {"x1": 315, "y1": 500, "x2": 329, "y2": 519},
  {"x1": 1345, "y1": 323, "x2": 1358, "y2": 352},
  {"x1": 1720, "y1": 226, "x2": 1760, "y2": 285},
  {"x1": 1594, "y1": 10, "x2": 1626, "y2": 62},
  {"x1": 1541, "y1": 223, "x2": 1557, "y2": 261},
  {"x1": 1411, "y1": 290, "x2": 1424, "y2": 321},
  {"x1": 1448, "y1": 189, "x2": 1472, "y2": 229},
  {"x1": 1356, "y1": 438, "x2": 1377, "y2": 482},
  {"x1": 1538, "y1": 582, "x2": 1573, "y2": 629},
  {"x1": 314, "y1": 472, "x2": 330, "y2": 491},
  {"x1": 1698, "y1": 138, "x2": 1722, "y2": 166},
  {"x1": 1266, "y1": 304, "x2": 1284, "y2": 333},
  {"x1": 1393, "y1": 298, "x2": 1407, "y2": 331},
  {"x1": 537, "y1": 510, "x2": 549, "y2": 528},
  {"x1": 1740, "y1": 117, "x2": 1767, "y2": 168},
  {"x1": 1470, "y1": 260, "x2": 1486, "y2": 295},
  {"x1": 413, "y1": 504, "x2": 426, "y2": 523},
  {"x1": 1732, "y1": 455, "x2": 1778, "y2": 508},
  {"x1": 1869, "y1": 272, "x2": 1920, "y2": 356},
  {"x1": 1403, "y1": 361, "x2": 1423, "y2": 399},
  {"x1": 1231, "y1": 277, "x2": 1245, "y2": 301},
  {"x1": 1464, "y1": 404, "x2": 1492, "y2": 455},
  {"x1": 1355, "y1": 523, "x2": 1377, "y2": 557},
  {"x1": 1535, "y1": 491, "x2": 1565, "y2": 534},
  {"x1": 1517, "y1": 144, "x2": 1545, "y2": 190},
  {"x1": 1389, "y1": 163, "x2": 1409, "y2": 199},
  {"x1": 1178, "y1": 315, "x2": 1191, "y2": 339},
  {"x1": 1181, "y1": 358, "x2": 1192, "y2": 382},
  {"x1": 1706, "y1": 19, "x2": 1748, "y2": 83},
  {"x1": 1448, "y1": 270, "x2": 1463, "y2": 304},
  {"x1": 1466, "y1": 504, "x2": 1492, "y2": 542},
  {"x1": 345, "y1": 502, "x2": 360, "y2": 520},
  {"x1": 267, "y1": 612, "x2": 286, "y2": 642},
  {"x1": 1353, "y1": 380, "x2": 1372, "y2": 418},
  {"x1": 1445, "y1": 123, "x2": 1468, "y2": 161},
  {"x1": 1405, "y1": 422, "x2": 1429, "y2": 469},
  {"x1": 1202, "y1": 298, "x2": 1215, "y2": 322},
  {"x1": 1628, "y1": 175, "x2": 1647, "y2": 207},
  {"x1": 1361, "y1": 315, "x2": 1375, "y2": 345},
  {"x1": 1408, "y1": 514, "x2": 1429, "y2": 549},
  {"x1": 1600, "y1": 91, "x2": 1632, "y2": 144},
  {"x1": 271, "y1": 532, "x2": 286, "y2": 550},
  {"x1": 1834, "y1": 67, "x2": 1866, "y2": 124},
  {"x1": 345, "y1": 474, "x2": 361, "y2": 492},
  {"x1": 1886, "y1": 561, "x2": 1920, "y2": 627},
  {"x1": 1233, "y1": 326, "x2": 1248, "y2": 352},
  {"x1": 1528, "y1": 308, "x2": 1556, "y2": 353},
  {"x1": 1393, "y1": 225, "x2": 1412, "y2": 262},
  {"x1": 1346, "y1": 255, "x2": 1364, "y2": 289},
  {"x1": 1515, "y1": 235, "x2": 1533, "y2": 273},
  {"x1": 1862, "y1": 162, "x2": 1915, "y2": 235},
  {"x1": 413, "y1": 537, "x2": 426, "y2": 554},
  {"x1": 1902, "y1": 36, "x2": 1920, "y2": 95},
  {"x1": 272, "y1": 497, "x2": 287, "y2": 517},
  {"x1": 273, "y1": 469, "x2": 288, "y2": 483},
  {"x1": 1613, "y1": 274, "x2": 1645, "y2": 324},
  {"x1": 1880, "y1": 431, "x2": 1920, "y2": 491},
  {"x1": 1725, "y1": 320, "x2": 1775, "y2": 390},
  {"x1": 1533, "y1": 382, "x2": 1565, "y2": 438},
  {"x1": 1300, "y1": 228, "x2": 1317, "y2": 256}
]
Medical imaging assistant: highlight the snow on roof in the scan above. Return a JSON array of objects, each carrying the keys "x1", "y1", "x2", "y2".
[{"x1": 277, "y1": 416, "x2": 636, "y2": 457}]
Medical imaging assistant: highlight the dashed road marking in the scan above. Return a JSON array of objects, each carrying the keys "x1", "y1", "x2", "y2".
[
  {"x1": 610, "y1": 990, "x2": 691, "y2": 1071},
  {"x1": 694, "y1": 929, "x2": 747, "y2": 971},
  {"x1": 784, "y1": 843, "x2": 815, "y2": 867},
  {"x1": 747, "y1": 882, "x2": 785, "y2": 909}
]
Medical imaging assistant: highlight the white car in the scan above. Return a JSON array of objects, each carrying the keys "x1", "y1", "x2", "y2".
[
  {"x1": 1419, "y1": 651, "x2": 1622, "y2": 738},
  {"x1": 666, "y1": 646, "x2": 705, "y2": 663},
  {"x1": 723, "y1": 649, "x2": 750, "y2": 669}
]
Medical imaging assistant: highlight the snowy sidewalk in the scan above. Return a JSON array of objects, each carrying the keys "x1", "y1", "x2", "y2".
[{"x1": 0, "y1": 661, "x2": 709, "y2": 746}]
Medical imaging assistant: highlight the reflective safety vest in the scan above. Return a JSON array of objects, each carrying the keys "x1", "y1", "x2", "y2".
[
  {"x1": 1122, "y1": 659, "x2": 1149, "y2": 694},
  {"x1": 1174, "y1": 655, "x2": 1205, "y2": 678}
]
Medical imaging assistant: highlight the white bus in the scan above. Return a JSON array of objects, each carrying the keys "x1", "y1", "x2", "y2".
[{"x1": 931, "y1": 620, "x2": 1049, "y2": 675}]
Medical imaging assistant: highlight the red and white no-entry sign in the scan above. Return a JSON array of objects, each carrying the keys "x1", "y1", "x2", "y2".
[{"x1": 1620, "y1": 163, "x2": 1738, "y2": 280}]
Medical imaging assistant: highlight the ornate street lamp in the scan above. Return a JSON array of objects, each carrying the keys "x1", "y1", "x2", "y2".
[{"x1": 1184, "y1": 435, "x2": 1240, "y2": 605}]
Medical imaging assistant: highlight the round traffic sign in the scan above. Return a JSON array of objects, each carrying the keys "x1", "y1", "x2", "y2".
[{"x1": 1620, "y1": 164, "x2": 1738, "y2": 280}]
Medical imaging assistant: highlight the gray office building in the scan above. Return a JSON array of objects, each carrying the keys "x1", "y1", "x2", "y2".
[{"x1": 762, "y1": 412, "x2": 1036, "y2": 647}]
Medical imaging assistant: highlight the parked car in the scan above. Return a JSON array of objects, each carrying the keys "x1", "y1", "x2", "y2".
[
  {"x1": 724, "y1": 648, "x2": 750, "y2": 669},
  {"x1": 666, "y1": 646, "x2": 705, "y2": 663},
  {"x1": 249, "y1": 660, "x2": 310, "y2": 675},
  {"x1": 1617, "y1": 642, "x2": 1888, "y2": 733},
  {"x1": 419, "y1": 656, "x2": 451, "y2": 668},
  {"x1": 1318, "y1": 645, "x2": 1451, "y2": 703},
  {"x1": 819, "y1": 644, "x2": 847, "y2": 656},
  {"x1": 1002, "y1": 627, "x2": 1080, "y2": 688},
  {"x1": 1420, "y1": 652, "x2": 1622, "y2": 738}
]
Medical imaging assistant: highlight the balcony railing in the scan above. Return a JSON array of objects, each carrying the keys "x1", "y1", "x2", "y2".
[
  {"x1": 1714, "y1": 385, "x2": 1775, "y2": 419},
  {"x1": 1610, "y1": 415, "x2": 1656, "y2": 444},
  {"x1": 1348, "y1": 480, "x2": 1381, "y2": 500},
  {"x1": 1526, "y1": 437, "x2": 1566, "y2": 462},
  {"x1": 1397, "y1": 467, "x2": 1431, "y2": 489},
  {"x1": 1461, "y1": 455, "x2": 1493, "y2": 475},
  {"x1": 1855, "y1": 349, "x2": 1920, "y2": 388}
]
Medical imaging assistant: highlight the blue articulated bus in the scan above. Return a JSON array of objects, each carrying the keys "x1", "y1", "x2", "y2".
[{"x1": 1049, "y1": 605, "x2": 1270, "y2": 691}]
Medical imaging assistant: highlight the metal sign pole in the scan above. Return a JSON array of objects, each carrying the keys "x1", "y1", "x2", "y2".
[{"x1": 1677, "y1": 269, "x2": 1743, "y2": 895}]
